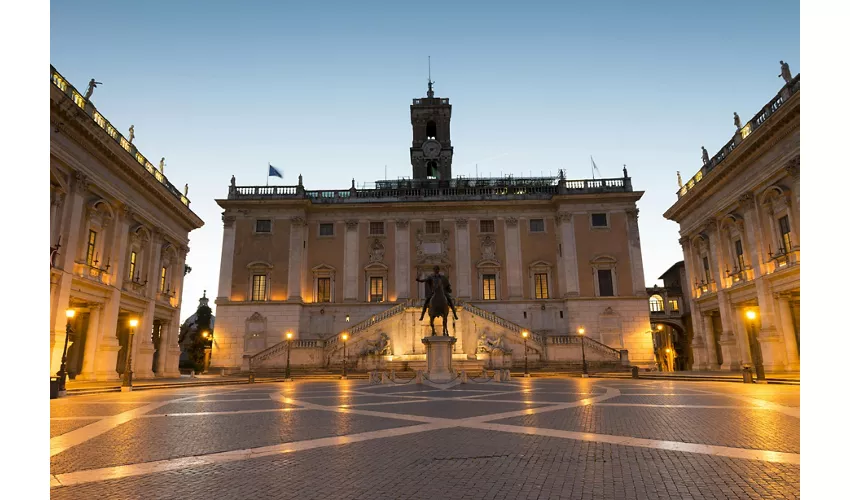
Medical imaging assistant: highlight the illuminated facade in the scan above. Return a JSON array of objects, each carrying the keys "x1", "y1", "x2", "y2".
[
  {"x1": 664, "y1": 75, "x2": 800, "y2": 373},
  {"x1": 50, "y1": 66, "x2": 204, "y2": 380},
  {"x1": 212, "y1": 84, "x2": 656, "y2": 372}
]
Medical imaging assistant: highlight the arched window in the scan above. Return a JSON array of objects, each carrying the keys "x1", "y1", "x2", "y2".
[
  {"x1": 426, "y1": 120, "x2": 437, "y2": 140},
  {"x1": 649, "y1": 294, "x2": 665, "y2": 312}
]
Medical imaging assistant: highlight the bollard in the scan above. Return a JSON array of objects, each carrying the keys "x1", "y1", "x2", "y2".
[
  {"x1": 460, "y1": 370, "x2": 468, "y2": 384},
  {"x1": 248, "y1": 372, "x2": 255, "y2": 384},
  {"x1": 631, "y1": 366, "x2": 639, "y2": 379},
  {"x1": 381, "y1": 371, "x2": 390, "y2": 384},
  {"x1": 415, "y1": 370, "x2": 423, "y2": 384},
  {"x1": 742, "y1": 366, "x2": 754, "y2": 384},
  {"x1": 504, "y1": 369, "x2": 511, "y2": 381},
  {"x1": 190, "y1": 370, "x2": 195, "y2": 378}
]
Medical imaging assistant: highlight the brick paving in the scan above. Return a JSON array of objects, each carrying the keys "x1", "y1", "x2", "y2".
[{"x1": 50, "y1": 377, "x2": 800, "y2": 499}]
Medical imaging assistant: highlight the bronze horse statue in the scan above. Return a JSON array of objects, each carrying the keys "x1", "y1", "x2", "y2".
[{"x1": 428, "y1": 276, "x2": 450, "y2": 336}]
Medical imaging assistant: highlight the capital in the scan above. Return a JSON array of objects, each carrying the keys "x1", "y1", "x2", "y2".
[
  {"x1": 395, "y1": 218, "x2": 409, "y2": 229},
  {"x1": 222, "y1": 215, "x2": 235, "y2": 227},
  {"x1": 737, "y1": 193, "x2": 755, "y2": 210},
  {"x1": 290, "y1": 216, "x2": 306, "y2": 227},
  {"x1": 74, "y1": 172, "x2": 90, "y2": 194},
  {"x1": 345, "y1": 220, "x2": 359, "y2": 230},
  {"x1": 626, "y1": 208, "x2": 639, "y2": 222},
  {"x1": 785, "y1": 156, "x2": 800, "y2": 180},
  {"x1": 505, "y1": 217, "x2": 518, "y2": 227},
  {"x1": 455, "y1": 218, "x2": 468, "y2": 228},
  {"x1": 555, "y1": 212, "x2": 572, "y2": 224}
]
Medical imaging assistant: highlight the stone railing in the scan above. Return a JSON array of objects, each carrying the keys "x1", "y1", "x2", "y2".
[
  {"x1": 548, "y1": 335, "x2": 620, "y2": 360},
  {"x1": 725, "y1": 266, "x2": 755, "y2": 287},
  {"x1": 324, "y1": 299, "x2": 418, "y2": 350},
  {"x1": 122, "y1": 279, "x2": 148, "y2": 296},
  {"x1": 250, "y1": 339, "x2": 326, "y2": 365},
  {"x1": 227, "y1": 175, "x2": 632, "y2": 202},
  {"x1": 73, "y1": 261, "x2": 109, "y2": 285},
  {"x1": 50, "y1": 66, "x2": 191, "y2": 208},
  {"x1": 693, "y1": 280, "x2": 717, "y2": 299},
  {"x1": 458, "y1": 300, "x2": 544, "y2": 346},
  {"x1": 678, "y1": 75, "x2": 800, "y2": 199},
  {"x1": 769, "y1": 247, "x2": 800, "y2": 273}
]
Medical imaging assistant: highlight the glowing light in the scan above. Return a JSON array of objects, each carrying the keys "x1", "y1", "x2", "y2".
[
  {"x1": 341, "y1": 333, "x2": 349, "y2": 341},
  {"x1": 129, "y1": 318, "x2": 139, "y2": 328},
  {"x1": 521, "y1": 330, "x2": 529, "y2": 338},
  {"x1": 65, "y1": 309, "x2": 75, "y2": 318},
  {"x1": 286, "y1": 332, "x2": 294, "y2": 340},
  {"x1": 746, "y1": 310, "x2": 757, "y2": 321},
  {"x1": 577, "y1": 327, "x2": 585, "y2": 335}
]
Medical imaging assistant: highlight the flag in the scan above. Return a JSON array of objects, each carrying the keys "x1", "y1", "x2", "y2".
[
  {"x1": 268, "y1": 164, "x2": 283, "y2": 178},
  {"x1": 591, "y1": 156, "x2": 601, "y2": 179}
]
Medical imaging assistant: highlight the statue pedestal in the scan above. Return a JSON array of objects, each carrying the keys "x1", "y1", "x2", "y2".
[{"x1": 422, "y1": 335, "x2": 458, "y2": 384}]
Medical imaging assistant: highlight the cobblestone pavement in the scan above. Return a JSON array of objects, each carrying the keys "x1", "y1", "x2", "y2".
[{"x1": 50, "y1": 377, "x2": 800, "y2": 499}]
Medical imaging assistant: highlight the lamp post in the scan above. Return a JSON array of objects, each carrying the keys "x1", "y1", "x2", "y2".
[
  {"x1": 745, "y1": 310, "x2": 765, "y2": 381},
  {"x1": 122, "y1": 318, "x2": 139, "y2": 391},
  {"x1": 521, "y1": 330, "x2": 529, "y2": 377},
  {"x1": 341, "y1": 333, "x2": 349, "y2": 379},
  {"x1": 284, "y1": 331, "x2": 293, "y2": 381},
  {"x1": 58, "y1": 309, "x2": 75, "y2": 393},
  {"x1": 578, "y1": 327, "x2": 588, "y2": 377}
]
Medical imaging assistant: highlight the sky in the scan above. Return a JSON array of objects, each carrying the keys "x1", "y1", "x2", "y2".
[{"x1": 50, "y1": 0, "x2": 800, "y2": 322}]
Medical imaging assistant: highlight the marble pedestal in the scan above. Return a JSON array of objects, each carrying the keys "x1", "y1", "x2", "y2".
[{"x1": 422, "y1": 335, "x2": 458, "y2": 384}]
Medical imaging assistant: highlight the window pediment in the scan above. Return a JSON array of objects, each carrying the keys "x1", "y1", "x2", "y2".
[
  {"x1": 247, "y1": 260, "x2": 274, "y2": 270},
  {"x1": 476, "y1": 258, "x2": 501, "y2": 269}
]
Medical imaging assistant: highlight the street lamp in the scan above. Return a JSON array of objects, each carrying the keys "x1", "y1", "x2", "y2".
[
  {"x1": 284, "y1": 331, "x2": 294, "y2": 381},
  {"x1": 122, "y1": 318, "x2": 139, "y2": 391},
  {"x1": 521, "y1": 330, "x2": 529, "y2": 377},
  {"x1": 578, "y1": 326, "x2": 588, "y2": 377},
  {"x1": 57, "y1": 309, "x2": 75, "y2": 393},
  {"x1": 341, "y1": 333, "x2": 349, "y2": 380},
  {"x1": 745, "y1": 310, "x2": 765, "y2": 381}
]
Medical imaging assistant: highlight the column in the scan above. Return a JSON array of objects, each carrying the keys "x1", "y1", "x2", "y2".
[
  {"x1": 625, "y1": 209, "x2": 646, "y2": 296},
  {"x1": 77, "y1": 304, "x2": 102, "y2": 379},
  {"x1": 454, "y1": 218, "x2": 471, "y2": 299},
  {"x1": 504, "y1": 217, "x2": 522, "y2": 299},
  {"x1": 775, "y1": 293, "x2": 800, "y2": 371},
  {"x1": 702, "y1": 313, "x2": 718, "y2": 369},
  {"x1": 394, "y1": 219, "x2": 410, "y2": 300},
  {"x1": 343, "y1": 220, "x2": 359, "y2": 301},
  {"x1": 738, "y1": 193, "x2": 766, "y2": 279},
  {"x1": 51, "y1": 172, "x2": 87, "y2": 373},
  {"x1": 287, "y1": 216, "x2": 306, "y2": 301},
  {"x1": 216, "y1": 215, "x2": 236, "y2": 300},
  {"x1": 705, "y1": 221, "x2": 739, "y2": 369},
  {"x1": 160, "y1": 246, "x2": 187, "y2": 377},
  {"x1": 135, "y1": 231, "x2": 163, "y2": 379},
  {"x1": 556, "y1": 212, "x2": 579, "y2": 296}
]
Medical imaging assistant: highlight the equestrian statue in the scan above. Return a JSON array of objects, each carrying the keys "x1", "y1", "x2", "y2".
[{"x1": 416, "y1": 265, "x2": 459, "y2": 336}]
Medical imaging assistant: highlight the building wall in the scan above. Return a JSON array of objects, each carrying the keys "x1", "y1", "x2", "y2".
[
  {"x1": 665, "y1": 79, "x2": 800, "y2": 373},
  {"x1": 211, "y1": 195, "x2": 656, "y2": 369},
  {"x1": 49, "y1": 68, "x2": 203, "y2": 381}
]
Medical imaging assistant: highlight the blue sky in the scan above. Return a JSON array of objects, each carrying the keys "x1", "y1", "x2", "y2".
[{"x1": 50, "y1": 0, "x2": 800, "y2": 321}]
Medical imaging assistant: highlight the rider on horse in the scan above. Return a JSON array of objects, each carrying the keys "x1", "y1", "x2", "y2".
[{"x1": 416, "y1": 265, "x2": 459, "y2": 321}]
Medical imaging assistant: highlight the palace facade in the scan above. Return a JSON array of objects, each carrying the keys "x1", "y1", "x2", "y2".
[
  {"x1": 50, "y1": 66, "x2": 204, "y2": 381},
  {"x1": 664, "y1": 75, "x2": 800, "y2": 373},
  {"x1": 212, "y1": 83, "x2": 655, "y2": 372}
]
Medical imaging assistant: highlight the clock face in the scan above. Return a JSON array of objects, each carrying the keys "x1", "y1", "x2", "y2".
[{"x1": 422, "y1": 140, "x2": 441, "y2": 158}]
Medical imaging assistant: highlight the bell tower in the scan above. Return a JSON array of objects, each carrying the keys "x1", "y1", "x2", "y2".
[{"x1": 410, "y1": 79, "x2": 453, "y2": 180}]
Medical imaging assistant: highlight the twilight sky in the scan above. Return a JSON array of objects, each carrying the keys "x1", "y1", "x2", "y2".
[{"x1": 50, "y1": 0, "x2": 800, "y2": 321}]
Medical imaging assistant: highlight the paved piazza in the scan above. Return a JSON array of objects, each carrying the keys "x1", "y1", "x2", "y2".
[{"x1": 50, "y1": 377, "x2": 800, "y2": 499}]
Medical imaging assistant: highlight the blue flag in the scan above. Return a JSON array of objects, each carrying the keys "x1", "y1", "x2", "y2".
[{"x1": 268, "y1": 164, "x2": 283, "y2": 178}]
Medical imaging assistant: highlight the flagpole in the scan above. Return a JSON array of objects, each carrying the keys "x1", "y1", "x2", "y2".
[
  {"x1": 591, "y1": 156, "x2": 594, "y2": 180},
  {"x1": 267, "y1": 163, "x2": 270, "y2": 187}
]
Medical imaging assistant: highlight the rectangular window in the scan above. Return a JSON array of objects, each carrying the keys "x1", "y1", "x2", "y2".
[
  {"x1": 734, "y1": 239, "x2": 745, "y2": 270},
  {"x1": 591, "y1": 213, "x2": 608, "y2": 227},
  {"x1": 85, "y1": 230, "x2": 97, "y2": 266},
  {"x1": 159, "y1": 266, "x2": 167, "y2": 293},
  {"x1": 483, "y1": 274, "x2": 497, "y2": 300},
  {"x1": 529, "y1": 219, "x2": 545, "y2": 233},
  {"x1": 317, "y1": 277, "x2": 331, "y2": 302},
  {"x1": 597, "y1": 269, "x2": 614, "y2": 296},
  {"x1": 255, "y1": 220, "x2": 271, "y2": 233},
  {"x1": 534, "y1": 273, "x2": 549, "y2": 299},
  {"x1": 668, "y1": 299, "x2": 680, "y2": 312},
  {"x1": 778, "y1": 216, "x2": 792, "y2": 253},
  {"x1": 479, "y1": 220, "x2": 495, "y2": 233},
  {"x1": 319, "y1": 223, "x2": 334, "y2": 236},
  {"x1": 369, "y1": 221, "x2": 385, "y2": 235},
  {"x1": 128, "y1": 251, "x2": 137, "y2": 280},
  {"x1": 251, "y1": 275, "x2": 267, "y2": 301},
  {"x1": 425, "y1": 221, "x2": 441, "y2": 234},
  {"x1": 702, "y1": 256, "x2": 711, "y2": 282},
  {"x1": 369, "y1": 277, "x2": 384, "y2": 302}
]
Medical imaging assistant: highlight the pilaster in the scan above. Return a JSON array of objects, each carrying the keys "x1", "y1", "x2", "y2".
[
  {"x1": 556, "y1": 212, "x2": 579, "y2": 296},
  {"x1": 77, "y1": 304, "x2": 102, "y2": 379},
  {"x1": 454, "y1": 218, "x2": 471, "y2": 299},
  {"x1": 343, "y1": 220, "x2": 359, "y2": 301},
  {"x1": 394, "y1": 219, "x2": 410, "y2": 300},
  {"x1": 625, "y1": 209, "x2": 646, "y2": 296},
  {"x1": 503, "y1": 217, "x2": 522, "y2": 299},
  {"x1": 217, "y1": 215, "x2": 236, "y2": 300}
]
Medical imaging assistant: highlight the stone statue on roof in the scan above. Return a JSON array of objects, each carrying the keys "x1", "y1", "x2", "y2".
[
  {"x1": 230, "y1": 175, "x2": 236, "y2": 187},
  {"x1": 84, "y1": 79, "x2": 102, "y2": 100},
  {"x1": 159, "y1": 157, "x2": 166, "y2": 173},
  {"x1": 184, "y1": 183, "x2": 189, "y2": 196},
  {"x1": 733, "y1": 112, "x2": 741, "y2": 130},
  {"x1": 779, "y1": 61, "x2": 792, "y2": 83},
  {"x1": 677, "y1": 171, "x2": 683, "y2": 189},
  {"x1": 128, "y1": 125, "x2": 135, "y2": 143},
  {"x1": 701, "y1": 146, "x2": 710, "y2": 165}
]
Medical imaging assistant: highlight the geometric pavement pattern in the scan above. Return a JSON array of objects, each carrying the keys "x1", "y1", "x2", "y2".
[{"x1": 50, "y1": 377, "x2": 800, "y2": 499}]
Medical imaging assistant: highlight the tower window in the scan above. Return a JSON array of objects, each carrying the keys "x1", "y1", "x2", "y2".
[
  {"x1": 425, "y1": 221, "x2": 441, "y2": 234},
  {"x1": 426, "y1": 120, "x2": 437, "y2": 140},
  {"x1": 319, "y1": 223, "x2": 334, "y2": 236},
  {"x1": 480, "y1": 220, "x2": 495, "y2": 233},
  {"x1": 591, "y1": 213, "x2": 608, "y2": 228},
  {"x1": 529, "y1": 219, "x2": 545, "y2": 233},
  {"x1": 255, "y1": 220, "x2": 271, "y2": 233},
  {"x1": 369, "y1": 222, "x2": 385, "y2": 235}
]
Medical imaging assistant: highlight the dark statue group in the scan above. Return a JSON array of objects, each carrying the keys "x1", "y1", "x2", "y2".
[{"x1": 416, "y1": 265, "x2": 459, "y2": 336}]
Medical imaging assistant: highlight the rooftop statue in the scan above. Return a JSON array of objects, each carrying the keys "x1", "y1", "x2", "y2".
[
  {"x1": 779, "y1": 61, "x2": 792, "y2": 83},
  {"x1": 84, "y1": 79, "x2": 102, "y2": 100},
  {"x1": 701, "y1": 146, "x2": 710, "y2": 165},
  {"x1": 734, "y1": 112, "x2": 742, "y2": 131},
  {"x1": 128, "y1": 125, "x2": 135, "y2": 144}
]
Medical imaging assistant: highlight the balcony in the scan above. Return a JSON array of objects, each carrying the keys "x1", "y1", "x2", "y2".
[
  {"x1": 73, "y1": 261, "x2": 110, "y2": 285},
  {"x1": 693, "y1": 280, "x2": 717, "y2": 299},
  {"x1": 123, "y1": 278, "x2": 148, "y2": 296},
  {"x1": 768, "y1": 247, "x2": 800, "y2": 273},
  {"x1": 725, "y1": 265, "x2": 755, "y2": 287}
]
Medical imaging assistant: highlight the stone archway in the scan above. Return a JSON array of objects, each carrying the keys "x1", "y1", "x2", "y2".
[{"x1": 651, "y1": 319, "x2": 691, "y2": 371}]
